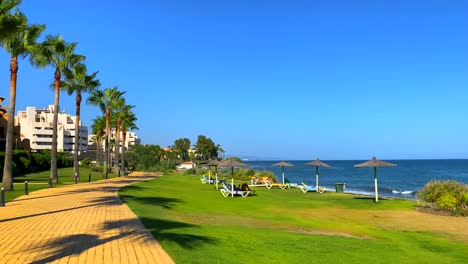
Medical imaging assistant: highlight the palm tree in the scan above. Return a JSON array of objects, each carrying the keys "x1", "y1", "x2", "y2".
[
  {"x1": 88, "y1": 87, "x2": 125, "y2": 178},
  {"x1": 1, "y1": 11, "x2": 44, "y2": 191},
  {"x1": 0, "y1": 0, "x2": 22, "y2": 41},
  {"x1": 61, "y1": 62, "x2": 100, "y2": 180},
  {"x1": 110, "y1": 98, "x2": 134, "y2": 175},
  {"x1": 31, "y1": 35, "x2": 85, "y2": 183},
  {"x1": 118, "y1": 104, "x2": 137, "y2": 174},
  {"x1": 91, "y1": 115, "x2": 106, "y2": 167}
]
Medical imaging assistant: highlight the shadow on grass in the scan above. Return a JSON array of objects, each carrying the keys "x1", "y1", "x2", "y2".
[
  {"x1": 140, "y1": 217, "x2": 218, "y2": 250},
  {"x1": 119, "y1": 194, "x2": 183, "y2": 210},
  {"x1": 352, "y1": 196, "x2": 390, "y2": 201},
  {"x1": 24, "y1": 217, "x2": 216, "y2": 263}
]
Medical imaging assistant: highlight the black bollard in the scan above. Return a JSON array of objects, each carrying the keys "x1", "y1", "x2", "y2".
[
  {"x1": 0, "y1": 188, "x2": 5, "y2": 207},
  {"x1": 48, "y1": 178, "x2": 52, "y2": 188},
  {"x1": 25, "y1": 181, "x2": 29, "y2": 195},
  {"x1": 88, "y1": 173, "x2": 91, "y2": 182}
]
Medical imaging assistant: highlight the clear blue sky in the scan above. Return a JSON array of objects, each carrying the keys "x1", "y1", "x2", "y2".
[{"x1": 1, "y1": 0, "x2": 468, "y2": 160}]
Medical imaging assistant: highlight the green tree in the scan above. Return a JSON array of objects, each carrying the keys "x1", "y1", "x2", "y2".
[
  {"x1": 88, "y1": 87, "x2": 125, "y2": 178},
  {"x1": 61, "y1": 62, "x2": 100, "y2": 180},
  {"x1": 119, "y1": 106, "x2": 137, "y2": 173},
  {"x1": 173, "y1": 138, "x2": 191, "y2": 161},
  {"x1": 31, "y1": 35, "x2": 84, "y2": 184},
  {"x1": 216, "y1": 144, "x2": 224, "y2": 159},
  {"x1": 111, "y1": 98, "x2": 135, "y2": 175},
  {"x1": 194, "y1": 135, "x2": 218, "y2": 161},
  {"x1": 91, "y1": 115, "x2": 106, "y2": 166},
  {"x1": 0, "y1": 0, "x2": 22, "y2": 42},
  {"x1": 1, "y1": 11, "x2": 44, "y2": 191}
]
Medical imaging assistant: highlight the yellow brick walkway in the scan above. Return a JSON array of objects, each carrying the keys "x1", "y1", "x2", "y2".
[{"x1": 0, "y1": 172, "x2": 174, "y2": 264}]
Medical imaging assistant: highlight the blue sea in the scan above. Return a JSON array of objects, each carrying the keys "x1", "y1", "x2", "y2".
[{"x1": 243, "y1": 160, "x2": 468, "y2": 199}]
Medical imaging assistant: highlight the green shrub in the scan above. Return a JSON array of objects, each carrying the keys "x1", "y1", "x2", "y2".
[
  {"x1": 32, "y1": 151, "x2": 51, "y2": 171},
  {"x1": 256, "y1": 170, "x2": 278, "y2": 183},
  {"x1": 418, "y1": 180, "x2": 468, "y2": 215},
  {"x1": 436, "y1": 194, "x2": 458, "y2": 209},
  {"x1": 183, "y1": 168, "x2": 197, "y2": 175},
  {"x1": 463, "y1": 192, "x2": 468, "y2": 206},
  {"x1": 80, "y1": 158, "x2": 91, "y2": 166},
  {"x1": 146, "y1": 161, "x2": 177, "y2": 172},
  {"x1": 19, "y1": 156, "x2": 30, "y2": 170},
  {"x1": 91, "y1": 166, "x2": 112, "y2": 173}
]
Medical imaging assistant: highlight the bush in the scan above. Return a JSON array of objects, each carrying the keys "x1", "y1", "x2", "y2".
[
  {"x1": 216, "y1": 169, "x2": 277, "y2": 182},
  {"x1": 91, "y1": 166, "x2": 112, "y2": 173},
  {"x1": 80, "y1": 158, "x2": 91, "y2": 166},
  {"x1": 183, "y1": 168, "x2": 197, "y2": 175},
  {"x1": 436, "y1": 194, "x2": 458, "y2": 209},
  {"x1": 256, "y1": 170, "x2": 278, "y2": 183},
  {"x1": 32, "y1": 151, "x2": 51, "y2": 171},
  {"x1": 417, "y1": 180, "x2": 468, "y2": 215}
]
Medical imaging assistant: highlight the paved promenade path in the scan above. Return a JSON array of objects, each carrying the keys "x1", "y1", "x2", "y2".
[{"x1": 0, "y1": 172, "x2": 174, "y2": 264}]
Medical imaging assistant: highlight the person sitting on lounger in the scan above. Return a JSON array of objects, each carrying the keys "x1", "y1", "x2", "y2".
[{"x1": 239, "y1": 183, "x2": 250, "y2": 191}]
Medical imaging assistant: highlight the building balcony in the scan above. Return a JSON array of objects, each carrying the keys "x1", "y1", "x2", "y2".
[
  {"x1": 33, "y1": 137, "x2": 52, "y2": 143},
  {"x1": 34, "y1": 129, "x2": 53, "y2": 135},
  {"x1": 34, "y1": 122, "x2": 53, "y2": 128}
]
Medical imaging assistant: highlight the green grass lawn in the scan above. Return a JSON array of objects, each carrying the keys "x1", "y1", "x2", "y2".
[
  {"x1": 120, "y1": 173, "x2": 468, "y2": 264},
  {"x1": 3, "y1": 167, "x2": 116, "y2": 202}
]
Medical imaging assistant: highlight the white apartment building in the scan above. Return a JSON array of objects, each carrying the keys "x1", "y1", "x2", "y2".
[
  {"x1": 16, "y1": 105, "x2": 88, "y2": 153},
  {"x1": 88, "y1": 130, "x2": 140, "y2": 151}
]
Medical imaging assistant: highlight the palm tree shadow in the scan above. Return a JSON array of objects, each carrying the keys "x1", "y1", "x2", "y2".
[
  {"x1": 119, "y1": 194, "x2": 183, "y2": 210},
  {"x1": 139, "y1": 217, "x2": 217, "y2": 250},
  {"x1": 26, "y1": 218, "x2": 216, "y2": 263}
]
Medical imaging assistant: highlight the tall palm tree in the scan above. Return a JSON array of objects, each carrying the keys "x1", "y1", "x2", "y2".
[
  {"x1": 61, "y1": 63, "x2": 100, "y2": 180},
  {"x1": 120, "y1": 111, "x2": 137, "y2": 174},
  {"x1": 1, "y1": 11, "x2": 44, "y2": 191},
  {"x1": 0, "y1": 0, "x2": 22, "y2": 41},
  {"x1": 110, "y1": 98, "x2": 125, "y2": 175},
  {"x1": 91, "y1": 115, "x2": 106, "y2": 167},
  {"x1": 30, "y1": 35, "x2": 85, "y2": 183},
  {"x1": 88, "y1": 87, "x2": 125, "y2": 178},
  {"x1": 112, "y1": 100, "x2": 135, "y2": 175}
]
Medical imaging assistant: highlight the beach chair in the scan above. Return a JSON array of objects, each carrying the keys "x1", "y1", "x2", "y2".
[
  {"x1": 284, "y1": 178, "x2": 298, "y2": 188},
  {"x1": 220, "y1": 183, "x2": 251, "y2": 198},
  {"x1": 263, "y1": 179, "x2": 288, "y2": 189},
  {"x1": 300, "y1": 182, "x2": 325, "y2": 193},
  {"x1": 249, "y1": 176, "x2": 267, "y2": 187},
  {"x1": 200, "y1": 175, "x2": 215, "y2": 184}
]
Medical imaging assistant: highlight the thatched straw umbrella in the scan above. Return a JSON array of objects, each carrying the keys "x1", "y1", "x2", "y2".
[
  {"x1": 218, "y1": 159, "x2": 249, "y2": 197},
  {"x1": 207, "y1": 160, "x2": 221, "y2": 189},
  {"x1": 305, "y1": 158, "x2": 331, "y2": 192},
  {"x1": 272, "y1": 161, "x2": 294, "y2": 184},
  {"x1": 354, "y1": 157, "x2": 396, "y2": 202}
]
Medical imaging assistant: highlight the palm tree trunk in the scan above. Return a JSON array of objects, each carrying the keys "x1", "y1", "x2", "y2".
[
  {"x1": 120, "y1": 130, "x2": 127, "y2": 174},
  {"x1": 104, "y1": 107, "x2": 110, "y2": 179},
  {"x1": 73, "y1": 91, "x2": 81, "y2": 181},
  {"x1": 96, "y1": 137, "x2": 101, "y2": 166},
  {"x1": 2, "y1": 56, "x2": 18, "y2": 191},
  {"x1": 114, "y1": 119, "x2": 120, "y2": 175},
  {"x1": 51, "y1": 68, "x2": 60, "y2": 184}
]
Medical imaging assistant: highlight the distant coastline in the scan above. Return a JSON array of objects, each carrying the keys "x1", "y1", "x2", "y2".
[{"x1": 243, "y1": 159, "x2": 468, "y2": 199}]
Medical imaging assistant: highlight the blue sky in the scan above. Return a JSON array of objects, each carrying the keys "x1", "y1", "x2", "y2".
[{"x1": 1, "y1": 0, "x2": 468, "y2": 160}]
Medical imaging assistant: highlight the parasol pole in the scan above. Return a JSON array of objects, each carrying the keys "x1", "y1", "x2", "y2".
[
  {"x1": 282, "y1": 166, "x2": 285, "y2": 185},
  {"x1": 208, "y1": 165, "x2": 211, "y2": 182},
  {"x1": 374, "y1": 167, "x2": 378, "y2": 202},
  {"x1": 215, "y1": 166, "x2": 219, "y2": 190},
  {"x1": 315, "y1": 166, "x2": 319, "y2": 193},
  {"x1": 231, "y1": 167, "x2": 234, "y2": 198}
]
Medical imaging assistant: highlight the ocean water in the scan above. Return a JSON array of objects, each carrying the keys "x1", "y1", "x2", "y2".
[{"x1": 243, "y1": 160, "x2": 468, "y2": 199}]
